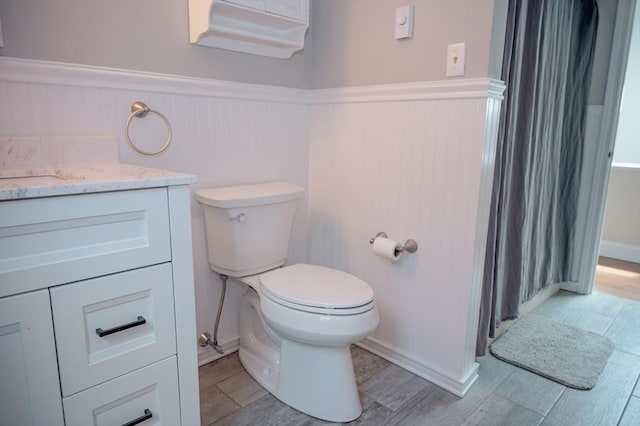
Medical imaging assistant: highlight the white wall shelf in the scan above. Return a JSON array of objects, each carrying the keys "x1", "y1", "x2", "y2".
[{"x1": 188, "y1": 0, "x2": 309, "y2": 59}]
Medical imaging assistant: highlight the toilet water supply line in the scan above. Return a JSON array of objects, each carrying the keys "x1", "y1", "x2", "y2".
[{"x1": 198, "y1": 274, "x2": 228, "y2": 354}]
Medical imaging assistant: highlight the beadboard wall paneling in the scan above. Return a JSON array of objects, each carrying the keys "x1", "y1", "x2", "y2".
[
  {"x1": 0, "y1": 58, "x2": 310, "y2": 366},
  {"x1": 308, "y1": 85, "x2": 503, "y2": 395},
  {"x1": 0, "y1": 57, "x2": 505, "y2": 393}
]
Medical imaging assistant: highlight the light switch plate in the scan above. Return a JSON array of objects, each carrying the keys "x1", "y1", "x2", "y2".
[
  {"x1": 446, "y1": 42, "x2": 466, "y2": 77},
  {"x1": 394, "y1": 5, "x2": 414, "y2": 40}
]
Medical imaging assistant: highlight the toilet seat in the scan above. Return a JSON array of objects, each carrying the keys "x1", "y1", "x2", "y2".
[{"x1": 259, "y1": 264, "x2": 375, "y2": 315}]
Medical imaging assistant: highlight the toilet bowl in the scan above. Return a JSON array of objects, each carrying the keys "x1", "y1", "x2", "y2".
[
  {"x1": 237, "y1": 264, "x2": 379, "y2": 422},
  {"x1": 195, "y1": 182, "x2": 379, "y2": 422}
]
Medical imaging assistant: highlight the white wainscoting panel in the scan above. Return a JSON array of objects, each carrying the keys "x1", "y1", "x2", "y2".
[
  {"x1": 0, "y1": 57, "x2": 505, "y2": 396},
  {"x1": 308, "y1": 82, "x2": 503, "y2": 395},
  {"x1": 0, "y1": 57, "x2": 310, "y2": 363}
]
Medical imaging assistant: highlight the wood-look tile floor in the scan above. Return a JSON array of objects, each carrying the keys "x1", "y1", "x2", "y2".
[
  {"x1": 595, "y1": 257, "x2": 640, "y2": 302},
  {"x1": 200, "y1": 290, "x2": 640, "y2": 425}
]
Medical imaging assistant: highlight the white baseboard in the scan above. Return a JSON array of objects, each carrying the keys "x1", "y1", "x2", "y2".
[
  {"x1": 600, "y1": 240, "x2": 640, "y2": 264},
  {"x1": 356, "y1": 337, "x2": 477, "y2": 398},
  {"x1": 197, "y1": 337, "x2": 240, "y2": 366},
  {"x1": 199, "y1": 335, "x2": 476, "y2": 396}
]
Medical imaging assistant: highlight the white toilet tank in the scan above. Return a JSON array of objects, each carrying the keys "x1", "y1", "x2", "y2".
[{"x1": 195, "y1": 182, "x2": 304, "y2": 277}]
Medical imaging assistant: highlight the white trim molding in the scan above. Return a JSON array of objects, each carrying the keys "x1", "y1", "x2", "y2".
[
  {"x1": 599, "y1": 241, "x2": 640, "y2": 264},
  {"x1": 311, "y1": 78, "x2": 505, "y2": 104},
  {"x1": 573, "y1": 106, "x2": 605, "y2": 284},
  {"x1": 357, "y1": 338, "x2": 479, "y2": 397},
  {"x1": 0, "y1": 57, "x2": 309, "y2": 104},
  {"x1": 575, "y1": 0, "x2": 638, "y2": 294},
  {"x1": 0, "y1": 57, "x2": 505, "y2": 106}
]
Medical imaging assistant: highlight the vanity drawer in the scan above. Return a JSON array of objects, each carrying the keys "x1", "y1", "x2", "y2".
[
  {"x1": 63, "y1": 356, "x2": 180, "y2": 426},
  {"x1": 0, "y1": 188, "x2": 171, "y2": 298},
  {"x1": 51, "y1": 263, "x2": 177, "y2": 396}
]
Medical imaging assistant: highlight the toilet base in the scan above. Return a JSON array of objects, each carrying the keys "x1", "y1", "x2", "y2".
[
  {"x1": 240, "y1": 337, "x2": 361, "y2": 422},
  {"x1": 238, "y1": 290, "x2": 363, "y2": 422},
  {"x1": 275, "y1": 338, "x2": 361, "y2": 422}
]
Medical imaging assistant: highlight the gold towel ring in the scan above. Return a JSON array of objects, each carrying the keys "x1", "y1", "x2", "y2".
[{"x1": 125, "y1": 101, "x2": 172, "y2": 156}]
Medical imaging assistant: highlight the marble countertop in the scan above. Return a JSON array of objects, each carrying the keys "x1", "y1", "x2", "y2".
[{"x1": 0, "y1": 163, "x2": 197, "y2": 200}]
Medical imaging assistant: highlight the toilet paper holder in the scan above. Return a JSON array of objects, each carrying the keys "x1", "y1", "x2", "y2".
[{"x1": 369, "y1": 232, "x2": 418, "y2": 254}]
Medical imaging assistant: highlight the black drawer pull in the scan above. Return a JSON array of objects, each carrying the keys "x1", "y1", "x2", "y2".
[
  {"x1": 96, "y1": 316, "x2": 147, "y2": 337},
  {"x1": 121, "y1": 408, "x2": 152, "y2": 426}
]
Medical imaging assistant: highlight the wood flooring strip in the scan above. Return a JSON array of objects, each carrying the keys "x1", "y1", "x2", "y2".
[{"x1": 595, "y1": 257, "x2": 640, "y2": 302}]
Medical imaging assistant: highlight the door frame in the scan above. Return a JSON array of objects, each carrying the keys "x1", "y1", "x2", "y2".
[{"x1": 568, "y1": 0, "x2": 638, "y2": 295}]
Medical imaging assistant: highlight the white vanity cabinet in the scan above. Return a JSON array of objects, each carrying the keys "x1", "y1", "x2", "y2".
[{"x1": 0, "y1": 172, "x2": 200, "y2": 426}]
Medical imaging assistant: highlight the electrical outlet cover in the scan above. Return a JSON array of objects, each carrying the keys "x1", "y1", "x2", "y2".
[{"x1": 446, "y1": 42, "x2": 466, "y2": 77}]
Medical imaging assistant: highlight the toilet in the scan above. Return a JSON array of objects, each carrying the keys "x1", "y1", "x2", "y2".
[{"x1": 195, "y1": 182, "x2": 379, "y2": 422}]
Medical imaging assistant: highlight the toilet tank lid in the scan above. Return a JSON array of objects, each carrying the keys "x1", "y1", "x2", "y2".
[{"x1": 195, "y1": 182, "x2": 304, "y2": 208}]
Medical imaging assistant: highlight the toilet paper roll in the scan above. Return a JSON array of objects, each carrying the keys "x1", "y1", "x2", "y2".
[{"x1": 372, "y1": 236, "x2": 402, "y2": 261}]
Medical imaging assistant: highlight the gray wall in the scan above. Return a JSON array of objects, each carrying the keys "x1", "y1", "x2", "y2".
[
  {"x1": 0, "y1": 0, "x2": 620, "y2": 93},
  {"x1": 601, "y1": 166, "x2": 640, "y2": 254},
  {"x1": 309, "y1": 0, "x2": 504, "y2": 89},
  {"x1": 0, "y1": 0, "x2": 508, "y2": 89},
  {"x1": 307, "y1": 0, "x2": 615, "y2": 91},
  {"x1": 613, "y1": 0, "x2": 640, "y2": 164},
  {"x1": 590, "y1": 0, "x2": 619, "y2": 105},
  {"x1": 0, "y1": 0, "x2": 312, "y2": 88}
]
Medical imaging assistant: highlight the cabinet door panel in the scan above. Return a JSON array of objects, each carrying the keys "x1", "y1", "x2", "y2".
[
  {"x1": 63, "y1": 357, "x2": 180, "y2": 426},
  {"x1": 0, "y1": 291, "x2": 64, "y2": 426},
  {"x1": 51, "y1": 263, "x2": 177, "y2": 396},
  {"x1": 224, "y1": 0, "x2": 266, "y2": 9},
  {"x1": 0, "y1": 188, "x2": 171, "y2": 297},
  {"x1": 265, "y1": 0, "x2": 309, "y2": 21}
]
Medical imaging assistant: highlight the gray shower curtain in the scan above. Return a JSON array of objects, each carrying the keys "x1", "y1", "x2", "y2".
[{"x1": 477, "y1": 0, "x2": 599, "y2": 356}]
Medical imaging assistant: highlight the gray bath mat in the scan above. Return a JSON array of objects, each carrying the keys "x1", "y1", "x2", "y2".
[{"x1": 490, "y1": 314, "x2": 614, "y2": 390}]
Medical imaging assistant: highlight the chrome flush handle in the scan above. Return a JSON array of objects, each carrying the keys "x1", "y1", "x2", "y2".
[{"x1": 230, "y1": 213, "x2": 247, "y2": 223}]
